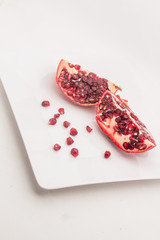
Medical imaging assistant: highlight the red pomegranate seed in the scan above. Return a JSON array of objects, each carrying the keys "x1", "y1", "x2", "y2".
[
  {"x1": 70, "y1": 128, "x2": 78, "y2": 136},
  {"x1": 123, "y1": 142, "x2": 129, "y2": 150},
  {"x1": 68, "y1": 63, "x2": 74, "y2": 68},
  {"x1": 71, "y1": 148, "x2": 79, "y2": 157},
  {"x1": 66, "y1": 137, "x2": 74, "y2": 145},
  {"x1": 63, "y1": 121, "x2": 71, "y2": 128},
  {"x1": 41, "y1": 100, "x2": 50, "y2": 107},
  {"x1": 138, "y1": 135, "x2": 145, "y2": 142},
  {"x1": 86, "y1": 126, "x2": 93, "y2": 133},
  {"x1": 58, "y1": 108, "x2": 65, "y2": 115},
  {"x1": 49, "y1": 118, "x2": 57, "y2": 125},
  {"x1": 104, "y1": 151, "x2": 111, "y2": 158},
  {"x1": 53, "y1": 144, "x2": 61, "y2": 151},
  {"x1": 75, "y1": 64, "x2": 80, "y2": 70},
  {"x1": 54, "y1": 113, "x2": 60, "y2": 119}
]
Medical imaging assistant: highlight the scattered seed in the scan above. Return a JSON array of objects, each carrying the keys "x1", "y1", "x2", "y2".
[
  {"x1": 104, "y1": 151, "x2": 111, "y2": 158},
  {"x1": 54, "y1": 113, "x2": 60, "y2": 118},
  {"x1": 70, "y1": 128, "x2": 78, "y2": 136},
  {"x1": 75, "y1": 65, "x2": 80, "y2": 70},
  {"x1": 86, "y1": 126, "x2": 93, "y2": 133},
  {"x1": 53, "y1": 144, "x2": 61, "y2": 151},
  {"x1": 66, "y1": 137, "x2": 74, "y2": 145},
  {"x1": 58, "y1": 108, "x2": 65, "y2": 115},
  {"x1": 41, "y1": 100, "x2": 50, "y2": 107},
  {"x1": 49, "y1": 118, "x2": 57, "y2": 125},
  {"x1": 71, "y1": 148, "x2": 79, "y2": 157},
  {"x1": 63, "y1": 121, "x2": 71, "y2": 128}
]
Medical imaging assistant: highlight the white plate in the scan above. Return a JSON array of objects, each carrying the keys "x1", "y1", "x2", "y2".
[
  {"x1": 0, "y1": 54, "x2": 159, "y2": 189},
  {"x1": 0, "y1": 0, "x2": 159, "y2": 189}
]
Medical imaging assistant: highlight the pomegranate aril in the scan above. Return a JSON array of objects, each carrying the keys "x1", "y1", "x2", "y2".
[
  {"x1": 75, "y1": 64, "x2": 80, "y2": 70},
  {"x1": 53, "y1": 144, "x2": 61, "y2": 151},
  {"x1": 70, "y1": 128, "x2": 78, "y2": 136},
  {"x1": 82, "y1": 76, "x2": 88, "y2": 82},
  {"x1": 128, "y1": 144, "x2": 134, "y2": 150},
  {"x1": 49, "y1": 118, "x2": 57, "y2": 125},
  {"x1": 88, "y1": 97, "x2": 96, "y2": 103},
  {"x1": 123, "y1": 142, "x2": 129, "y2": 150},
  {"x1": 121, "y1": 113, "x2": 129, "y2": 120},
  {"x1": 66, "y1": 137, "x2": 74, "y2": 145},
  {"x1": 99, "y1": 103, "x2": 104, "y2": 110},
  {"x1": 122, "y1": 129, "x2": 128, "y2": 135},
  {"x1": 114, "y1": 109, "x2": 122, "y2": 116},
  {"x1": 41, "y1": 100, "x2": 50, "y2": 107},
  {"x1": 115, "y1": 117, "x2": 121, "y2": 123},
  {"x1": 67, "y1": 90, "x2": 73, "y2": 96},
  {"x1": 105, "y1": 111, "x2": 113, "y2": 119},
  {"x1": 68, "y1": 63, "x2": 74, "y2": 68},
  {"x1": 71, "y1": 148, "x2": 79, "y2": 157},
  {"x1": 91, "y1": 86, "x2": 97, "y2": 92},
  {"x1": 63, "y1": 121, "x2": 71, "y2": 128},
  {"x1": 78, "y1": 71, "x2": 84, "y2": 77},
  {"x1": 104, "y1": 151, "x2": 111, "y2": 158},
  {"x1": 88, "y1": 72, "x2": 96, "y2": 78},
  {"x1": 86, "y1": 126, "x2": 93, "y2": 133},
  {"x1": 72, "y1": 74, "x2": 79, "y2": 80},
  {"x1": 58, "y1": 108, "x2": 65, "y2": 115},
  {"x1": 79, "y1": 98, "x2": 85, "y2": 104},
  {"x1": 138, "y1": 135, "x2": 146, "y2": 142},
  {"x1": 129, "y1": 136, "x2": 137, "y2": 143},
  {"x1": 135, "y1": 143, "x2": 147, "y2": 150},
  {"x1": 54, "y1": 113, "x2": 60, "y2": 118}
]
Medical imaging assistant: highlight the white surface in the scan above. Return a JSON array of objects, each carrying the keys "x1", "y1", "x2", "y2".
[
  {"x1": 0, "y1": 0, "x2": 160, "y2": 239},
  {"x1": 1, "y1": 55, "x2": 159, "y2": 189}
]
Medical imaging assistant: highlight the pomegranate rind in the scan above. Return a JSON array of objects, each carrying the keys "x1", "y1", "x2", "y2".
[
  {"x1": 96, "y1": 90, "x2": 156, "y2": 153},
  {"x1": 56, "y1": 59, "x2": 121, "y2": 107}
]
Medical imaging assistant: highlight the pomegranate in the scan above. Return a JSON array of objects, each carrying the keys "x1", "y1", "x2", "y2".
[
  {"x1": 66, "y1": 137, "x2": 74, "y2": 145},
  {"x1": 54, "y1": 113, "x2": 60, "y2": 118},
  {"x1": 41, "y1": 100, "x2": 50, "y2": 107},
  {"x1": 71, "y1": 148, "x2": 79, "y2": 157},
  {"x1": 104, "y1": 151, "x2": 111, "y2": 158},
  {"x1": 86, "y1": 126, "x2": 93, "y2": 132},
  {"x1": 63, "y1": 121, "x2": 71, "y2": 128},
  {"x1": 53, "y1": 144, "x2": 61, "y2": 151},
  {"x1": 70, "y1": 128, "x2": 78, "y2": 136},
  {"x1": 56, "y1": 59, "x2": 121, "y2": 106},
  {"x1": 58, "y1": 108, "x2": 65, "y2": 114},
  {"x1": 96, "y1": 90, "x2": 156, "y2": 153},
  {"x1": 49, "y1": 118, "x2": 57, "y2": 125}
]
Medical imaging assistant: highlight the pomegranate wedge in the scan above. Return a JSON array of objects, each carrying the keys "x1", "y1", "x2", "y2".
[
  {"x1": 96, "y1": 90, "x2": 156, "y2": 153},
  {"x1": 56, "y1": 59, "x2": 121, "y2": 106}
]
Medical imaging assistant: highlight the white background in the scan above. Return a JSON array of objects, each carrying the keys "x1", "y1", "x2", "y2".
[{"x1": 0, "y1": 0, "x2": 160, "y2": 239}]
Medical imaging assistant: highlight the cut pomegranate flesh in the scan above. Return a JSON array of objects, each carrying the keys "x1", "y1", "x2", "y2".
[
  {"x1": 56, "y1": 59, "x2": 121, "y2": 106},
  {"x1": 53, "y1": 144, "x2": 61, "y2": 151},
  {"x1": 86, "y1": 126, "x2": 93, "y2": 132},
  {"x1": 71, "y1": 148, "x2": 79, "y2": 157},
  {"x1": 49, "y1": 118, "x2": 57, "y2": 125},
  {"x1": 58, "y1": 108, "x2": 65, "y2": 114},
  {"x1": 104, "y1": 151, "x2": 111, "y2": 158},
  {"x1": 96, "y1": 90, "x2": 156, "y2": 153},
  {"x1": 66, "y1": 137, "x2": 74, "y2": 145},
  {"x1": 41, "y1": 100, "x2": 50, "y2": 107},
  {"x1": 70, "y1": 128, "x2": 78, "y2": 136},
  {"x1": 63, "y1": 121, "x2": 71, "y2": 128}
]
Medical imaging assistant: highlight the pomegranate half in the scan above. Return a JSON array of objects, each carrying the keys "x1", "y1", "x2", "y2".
[
  {"x1": 56, "y1": 59, "x2": 121, "y2": 106},
  {"x1": 96, "y1": 90, "x2": 156, "y2": 153}
]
